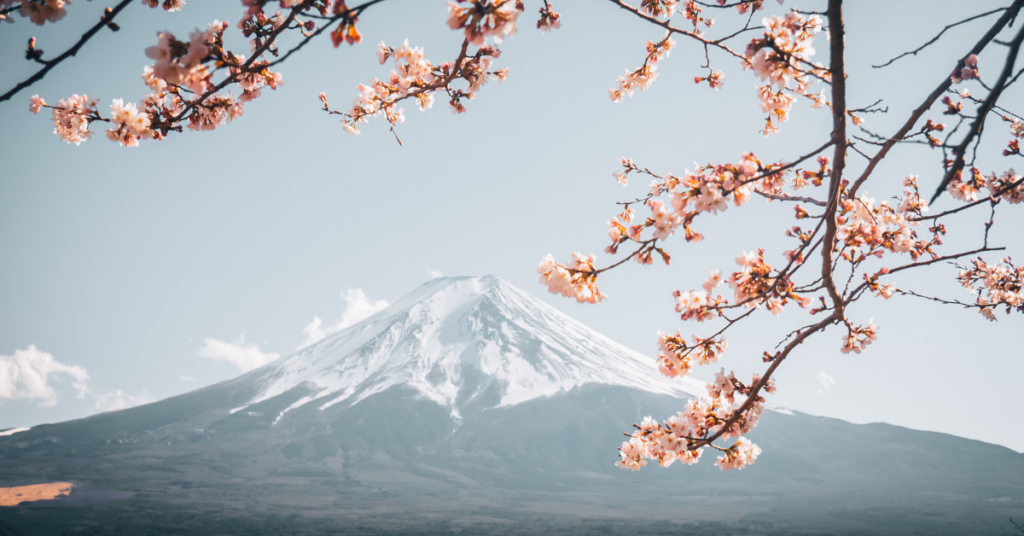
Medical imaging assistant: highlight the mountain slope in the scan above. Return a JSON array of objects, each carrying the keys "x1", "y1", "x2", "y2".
[{"x1": 1, "y1": 276, "x2": 1022, "y2": 535}]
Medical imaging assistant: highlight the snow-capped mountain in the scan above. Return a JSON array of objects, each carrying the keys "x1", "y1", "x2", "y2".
[{"x1": 234, "y1": 275, "x2": 705, "y2": 422}]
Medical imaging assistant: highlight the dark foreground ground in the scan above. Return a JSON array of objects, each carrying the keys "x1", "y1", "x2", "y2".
[{"x1": 1, "y1": 384, "x2": 1022, "y2": 535}]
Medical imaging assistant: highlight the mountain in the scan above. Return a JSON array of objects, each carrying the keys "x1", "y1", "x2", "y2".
[
  {"x1": 235, "y1": 275, "x2": 705, "y2": 421},
  {"x1": 1, "y1": 275, "x2": 1022, "y2": 536}
]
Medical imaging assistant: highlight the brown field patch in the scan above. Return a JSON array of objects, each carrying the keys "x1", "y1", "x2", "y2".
[{"x1": 0, "y1": 482, "x2": 75, "y2": 506}]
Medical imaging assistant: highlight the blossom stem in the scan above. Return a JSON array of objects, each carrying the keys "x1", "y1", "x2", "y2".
[
  {"x1": 847, "y1": 0, "x2": 1024, "y2": 198},
  {"x1": 0, "y1": 0, "x2": 134, "y2": 103}
]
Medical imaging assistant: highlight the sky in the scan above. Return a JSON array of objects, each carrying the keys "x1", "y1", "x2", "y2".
[{"x1": 1, "y1": 0, "x2": 1022, "y2": 451}]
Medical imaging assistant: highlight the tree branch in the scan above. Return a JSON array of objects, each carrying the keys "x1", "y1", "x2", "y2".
[
  {"x1": 931, "y1": 19, "x2": 1024, "y2": 203},
  {"x1": 873, "y1": 7, "x2": 1008, "y2": 68},
  {"x1": 847, "y1": 0, "x2": 1024, "y2": 198},
  {"x1": 0, "y1": 0, "x2": 134, "y2": 103},
  {"x1": 821, "y1": 0, "x2": 847, "y2": 318}
]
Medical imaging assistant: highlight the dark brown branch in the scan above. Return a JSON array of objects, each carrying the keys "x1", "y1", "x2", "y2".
[
  {"x1": 873, "y1": 7, "x2": 1008, "y2": 68},
  {"x1": 893, "y1": 288, "x2": 976, "y2": 308},
  {"x1": 886, "y1": 246, "x2": 1004, "y2": 276},
  {"x1": 755, "y1": 191, "x2": 827, "y2": 206},
  {"x1": 821, "y1": 0, "x2": 847, "y2": 319},
  {"x1": 607, "y1": 0, "x2": 749, "y2": 63},
  {"x1": 0, "y1": 0, "x2": 134, "y2": 103},
  {"x1": 931, "y1": 19, "x2": 1024, "y2": 203},
  {"x1": 847, "y1": 0, "x2": 1024, "y2": 199},
  {"x1": 269, "y1": 0, "x2": 388, "y2": 68}
]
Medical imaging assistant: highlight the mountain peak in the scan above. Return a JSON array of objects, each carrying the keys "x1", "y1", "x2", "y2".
[{"x1": 233, "y1": 275, "x2": 705, "y2": 422}]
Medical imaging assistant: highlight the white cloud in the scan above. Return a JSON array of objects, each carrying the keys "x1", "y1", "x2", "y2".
[
  {"x1": 179, "y1": 375, "x2": 196, "y2": 383},
  {"x1": 298, "y1": 288, "x2": 389, "y2": 349},
  {"x1": 428, "y1": 269, "x2": 443, "y2": 279},
  {"x1": 92, "y1": 389, "x2": 153, "y2": 414},
  {"x1": 0, "y1": 345, "x2": 89, "y2": 407},
  {"x1": 196, "y1": 334, "x2": 280, "y2": 373},
  {"x1": 816, "y1": 371, "x2": 835, "y2": 394}
]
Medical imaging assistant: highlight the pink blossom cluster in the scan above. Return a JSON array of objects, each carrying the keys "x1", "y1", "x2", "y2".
[
  {"x1": 39, "y1": 93, "x2": 96, "y2": 145},
  {"x1": 744, "y1": 11, "x2": 825, "y2": 135},
  {"x1": 446, "y1": 0, "x2": 522, "y2": 46},
  {"x1": 617, "y1": 394, "x2": 764, "y2": 471},
  {"x1": 946, "y1": 167, "x2": 988, "y2": 203},
  {"x1": 330, "y1": 39, "x2": 507, "y2": 134},
  {"x1": 1011, "y1": 120, "x2": 1024, "y2": 139},
  {"x1": 713, "y1": 437, "x2": 762, "y2": 471},
  {"x1": 655, "y1": 330, "x2": 727, "y2": 378},
  {"x1": 605, "y1": 153, "x2": 786, "y2": 258},
  {"x1": 694, "y1": 70, "x2": 725, "y2": 90},
  {"x1": 608, "y1": 36, "x2": 674, "y2": 102},
  {"x1": 536, "y1": 1, "x2": 560, "y2": 33},
  {"x1": 0, "y1": 0, "x2": 70, "y2": 25},
  {"x1": 106, "y1": 98, "x2": 154, "y2": 146},
  {"x1": 31, "y1": 6, "x2": 290, "y2": 146},
  {"x1": 986, "y1": 169, "x2": 1024, "y2": 204},
  {"x1": 730, "y1": 249, "x2": 810, "y2": 313},
  {"x1": 719, "y1": 0, "x2": 772, "y2": 15},
  {"x1": 141, "y1": 0, "x2": 185, "y2": 12},
  {"x1": 682, "y1": 1, "x2": 715, "y2": 32},
  {"x1": 840, "y1": 321, "x2": 878, "y2": 354},
  {"x1": 639, "y1": 0, "x2": 678, "y2": 19},
  {"x1": 958, "y1": 257, "x2": 1024, "y2": 321},
  {"x1": 145, "y1": 26, "x2": 218, "y2": 95},
  {"x1": 836, "y1": 178, "x2": 937, "y2": 263},
  {"x1": 951, "y1": 54, "x2": 979, "y2": 84},
  {"x1": 537, "y1": 253, "x2": 607, "y2": 304}
]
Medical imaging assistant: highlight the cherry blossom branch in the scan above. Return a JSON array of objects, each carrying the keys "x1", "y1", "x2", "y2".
[
  {"x1": 593, "y1": 239, "x2": 658, "y2": 274},
  {"x1": 169, "y1": 1, "x2": 311, "y2": 124},
  {"x1": 847, "y1": 0, "x2": 1024, "y2": 198},
  {"x1": 269, "y1": 0, "x2": 388, "y2": 68},
  {"x1": 931, "y1": 20, "x2": 1024, "y2": 203},
  {"x1": 607, "y1": 0, "x2": 749, "y2": 63},
  {"x1": 911, "y1": 176, "x2": 1024, "y2": 221},
  {"x1": 0, "y1": 0, "x2": 133, "y2": 103},
  {"x1": 695, "y1": 312, "x2": 840, "y2": 449},
  {"x1": 873, "y1": 7, "x2": 1009, "y2": 69},
  {"x1": 883, "y1": 246, "x2": 1005, "y2": 277},
  {"x1": 893, "y1": 288, "x2": 977, "y2": 308}
]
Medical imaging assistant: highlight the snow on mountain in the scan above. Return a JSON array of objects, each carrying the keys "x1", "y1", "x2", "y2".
[{"x1": 232, "y1": 275, "x2": 706, "y2": 422}]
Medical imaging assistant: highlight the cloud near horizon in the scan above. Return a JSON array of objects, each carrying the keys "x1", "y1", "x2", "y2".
[
  {"x1": 92, "y1": 389, "x2": 153, "y2": 414},
  {"x1": 0, "y1": 345, "x2": 89, "y2": 407},
  {"x1": 195, "y1": 335, "x2": 280, "y2": 373},
  {"x1": 817, "y1": 371, "x2": 835, "y2": 394},
  {"x1": 298, "y1": 288, "x2": 390, "y2": 349}
]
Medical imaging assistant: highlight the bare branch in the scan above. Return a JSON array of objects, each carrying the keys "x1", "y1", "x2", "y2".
[
  {"x1": 847, "y1": 0, "x2": 1024, "y2": 199},
  {"x1": 0, "y1": 0, "x2": 133, "y2": 103},
  {"x1": 607, "y1": 0, "x2": 749, "y2": 63},
  {"x1": 873, "y1": 7, "x2": 1009, "y2": 68},
  {"x1": 821, "y1": 0, "x2": 848, "y2": 318}
]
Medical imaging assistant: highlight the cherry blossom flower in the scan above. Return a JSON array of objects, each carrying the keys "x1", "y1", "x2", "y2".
[
  {"x1": 447, "y1": 0, "x2": 522, "y2": 46},
  {"x1": 537, "y1": 253, "x2": 607, "y2": 304},
  {"x1": 536, "y1": 2, "x2": 561, "y2": 33},
  {"x1": 28, "y1": 95, "x2": 46, "y2": 114}
]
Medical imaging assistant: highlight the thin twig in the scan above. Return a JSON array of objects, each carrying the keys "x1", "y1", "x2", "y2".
[
  {"x1": 932, "y1": 19, "x2": 1024, "y2": 203},
  {"x1": 873, "y1": 7, "x2": 1008, "y2": 68},
  {"x1": 0, "y1": 0, "x2": 134, "y2": 103},
  {"x1": 847, "y1": 0, "x2": 1024, "y2": 199}
]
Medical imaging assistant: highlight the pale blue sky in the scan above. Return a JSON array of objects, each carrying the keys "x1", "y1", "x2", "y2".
[{"x1": 1, "y1": 0, "x2": 1022, "y2": 450}]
